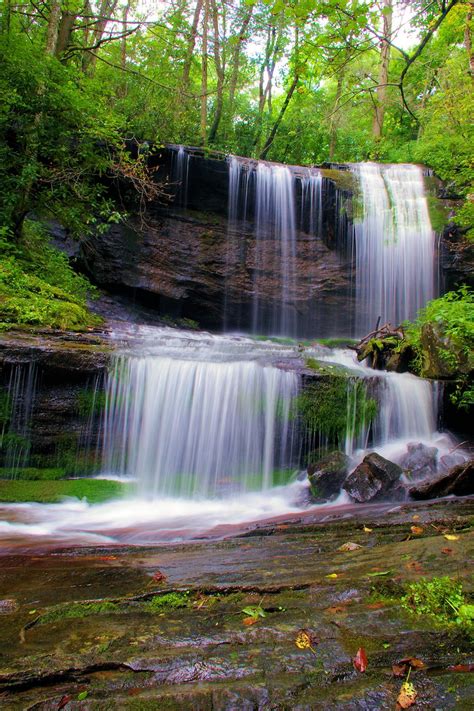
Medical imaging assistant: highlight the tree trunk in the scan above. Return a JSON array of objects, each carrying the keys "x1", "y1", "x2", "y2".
[
  {"x1": 329, "y1": 70, "x2": 344, "y2": 160},
  {"x1": 372, "y1": 0, "x2": 392, "y2": 138},
  {"x1": 45, "y1": 1, "x2": 62, "y2": 55},
  {"x1": 82, "y1": 0, "x2": 118, "y2": 74},
  {"x1": 200, "y1": 0, "x2": 209, "y2": 145},
  {"x1": 465, "y1": 1, "x2": 474, "y2": 80},
  {"x1": 228, "y1": 5, "x2": 253, "y2": 116},
  {"x1": 259, "y1": 74, "x2": 299, "y2": 159},
  {"x1": 182, "y1": 0, "x2": 203, "y2": 91},
  {"x1": 208, "y1": 0, "x2": 225, "y2": 143},
  {"x1": 56, "y1": 11, "x2": 77, "y2": 58}
]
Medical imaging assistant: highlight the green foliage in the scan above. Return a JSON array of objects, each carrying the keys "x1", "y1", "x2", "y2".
[
  {"x1": 0, "y1": 478, "x2": 131, "y2": 503},
  {"x1": 402, "y1": 576, "x2": 472, "y2": 629},
  {"x1": 404, "y1": 288, "x2": 474, "y2": 407},
  {"x1": 0, "y1": 221, "x2": 101, "y2": 330},
  {"x1": 148, "y1": 592, "x2": 190, "y2": 613}
]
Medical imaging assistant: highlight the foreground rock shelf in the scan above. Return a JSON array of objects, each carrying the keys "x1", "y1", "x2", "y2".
[{"x1": 0, "y1": 498, "x2": 473, "y2": 709}]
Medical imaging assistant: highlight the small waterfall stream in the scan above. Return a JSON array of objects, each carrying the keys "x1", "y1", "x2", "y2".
[{"x1": 352, "y1": 162, "x2": 435, "y2": 334}]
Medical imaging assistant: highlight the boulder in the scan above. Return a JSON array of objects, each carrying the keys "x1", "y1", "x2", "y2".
[
  {"x1": 409, "y1": 459, "x2": 474, "y2": 500},
  {"x1": 400, "y1": 442, "x2": 438, "y2": 480},
  {"x1": 308, "y1": 450, "x2": 349, "y2": 501},
  {"x1": 343, "y1": 452, "x2": 404, "y2": 503}
]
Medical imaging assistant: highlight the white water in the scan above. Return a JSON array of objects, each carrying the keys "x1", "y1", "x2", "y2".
[
  {"x1": 171, "y1": 144, "x2": 190, "y2": 207},
  {"x1": 103, "y1": 355, "x2": 298, "y2": 498},
  {"x1": 352, "y1": 163, "x2": 435, "y2": 334},
  {"x1": 0, "y1": 327, "x2": 465, "y2": 548}
]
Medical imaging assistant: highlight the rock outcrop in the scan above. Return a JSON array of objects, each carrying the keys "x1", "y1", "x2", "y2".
[
  {"x1": 0, "y1": 330, "x2": 111, "y2": 475},
  {"x1": 307, "y1": 450, "x2": 350, "y2": 501},
  {"x1": 343, "y1": 452, "x2": 405, "y2": 503},
  {"x1": 409, "y1": 459, "x2": 473, "y2": 499}
]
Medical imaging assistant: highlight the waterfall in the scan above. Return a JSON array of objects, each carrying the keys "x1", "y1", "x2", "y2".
[
  {"x1": 253, "y1": 163, "x2": 297, "y2": 336},
  {"x1": 102, "y1": 354, "x2": 298, "y2": 498},
  {"x1": 300, "y1": 169, "x2": 323, "y2": 238},
  {"x1": 171, "y1": 145, "x2": 190, "y2": 207},
  {"x1": 0, "y1": 364, "x2": 37, "y2": 474},
  {"x1": 225, "y1": 157, "x2": 323, "y2": 337},
  {"x1": 352, "y1": 163, "x2": 435, "y2": 334}
]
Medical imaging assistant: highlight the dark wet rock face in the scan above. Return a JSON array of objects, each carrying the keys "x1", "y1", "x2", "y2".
[
  {"x1": 343, "y1": 452, "x2": 404, "y2": 503},
  {"x1": 0, "y1": 330, "x2": 109, "y2": 473},
  {"x1": 410, "y1": 459, "x2": 474, "y2": 499},
  {"x1": 400, "y1": 442, "x2": 439, "y2": 480},
  {"x1": 308, "y1": 450, "x2": 349, "y2": 501}
]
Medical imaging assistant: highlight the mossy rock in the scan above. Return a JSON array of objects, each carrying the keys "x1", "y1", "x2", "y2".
[
  {"x1": 307, "y1": 450, "x2": 349, "y2": 501},
  {"x1": 419, "y1": 322, "x2": 473, "y2": 378}
]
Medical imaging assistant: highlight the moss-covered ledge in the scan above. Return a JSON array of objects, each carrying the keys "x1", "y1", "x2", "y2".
[{"x1": 0, "y1": 327, "x2": 113, "y2": 375}]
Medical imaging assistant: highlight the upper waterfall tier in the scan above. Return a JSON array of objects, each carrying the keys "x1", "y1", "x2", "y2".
[
  {"x1": 351, "y1": 163, "x2": 435, "y2": 334},
  {"x1": 82, "y1": 146, "x2": 442, "y2": 338}
]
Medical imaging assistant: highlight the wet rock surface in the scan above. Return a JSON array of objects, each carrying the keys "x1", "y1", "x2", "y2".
[
  {"x1": 410, "y1": 459, "x2": 474, "y2": 500},
  {"x1": 400, "y1": 442, "x2": 439, "y2": 480},
  {"x1": 343, "y1": 453, "x2": 404, "y2": 503},
  {"x1": 0, "y1": 498, "x2": 473, "y2": 709},
  {"x1": 308, "y1": 450, "x2": 350, "y2": 501},
  {"x1": 0, "y1": 330, "x2": 112, "y2": 472}
]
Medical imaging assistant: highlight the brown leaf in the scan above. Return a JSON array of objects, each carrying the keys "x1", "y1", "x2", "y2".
[
  {"x1": 151, "y1": 570, "x2": 167, "y2": 583},
  {"x1": 393, "y1": 657, "x2": 425, "y2": 676},
  {"x1": 57, "y1": 696, "x2": 72, "y2": 710},
  {"x1": 441, "y1": 547, "x2": 453, "y2": 555},
  {"x1": 353, "y1": 647, "x2": 368, "y2": 672},
  {"x1": 243, "y1": 616, "x2": 258, "y2": 626},
  {"x1": 397, "y1": 680, "x2": 417, "y2": 708},
  {"x1": 406, "y1": 561, "x2": 424, "y2": 573},
  {"x1": 326, "y1": 605, "x2": 346, "y2": 614},
  {"x1": 410, "y1": 525, "x2": 423, "y2": 535},
  {"x1": 447, "y1": 663, "x2": 474, "y2": 672}
]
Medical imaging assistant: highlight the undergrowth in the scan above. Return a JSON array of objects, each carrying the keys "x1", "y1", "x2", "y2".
[{"x1": 0, "y1": 221, "x2": 102, "y2": 330}]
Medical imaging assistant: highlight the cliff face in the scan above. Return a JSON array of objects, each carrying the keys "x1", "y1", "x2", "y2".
[
  {"x1": 0, "y1": 331, "x2": 110, "y2": 475},
  {"x1": 79, "y1": 149, "x2": 357, "y2": 337}
]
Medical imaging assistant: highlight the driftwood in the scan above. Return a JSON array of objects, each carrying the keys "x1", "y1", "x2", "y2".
[{"x1": 355, "y1": 322, "x2": 404, "y2": 369}]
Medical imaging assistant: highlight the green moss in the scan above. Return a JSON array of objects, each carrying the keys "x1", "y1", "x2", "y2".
[
  {"x1": 38, "y1": 601, "x2": 120, "y2": 625},
  {"x1": 0, "y1": 478, "x2": 132, "y2": 503},
  {"x1": 314, "y1": 338, "x2": 357, "y2": 348},
  {"x1": 426, "y1": 195, "x2": 452, "y2": 233},
  {"x1": 295, "y1": 374, "x2": 377, "y2": 447},
  {"x1": 0, "y1": 467, "x2": 66, "y2": 480},
  {"x1": 75, "y1": 389, "x2": 107, "y2": 418},
  {"x1": 147, "y1": 592, "x2": 191, "y2": 612},
  {"x1": 0, "y1": 220, "x2": 102, "y2": 331}
]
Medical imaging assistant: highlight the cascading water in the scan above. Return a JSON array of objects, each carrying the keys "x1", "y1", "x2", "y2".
[
  {"x1": 102, "y1": 349, "x2": 298, "y2": 498},
  {"x1": 171, "y1": 145, "x2": 190, "y2": 207},
  {"x1": 225, "y1": 156, "x2": 324, "y2": 336},
  {"x1": 253, "y1": 162, "x2": 297, "y2": 336},
  {"x1": 352, "y1": 163, "x2": 435, "y2": 334}
]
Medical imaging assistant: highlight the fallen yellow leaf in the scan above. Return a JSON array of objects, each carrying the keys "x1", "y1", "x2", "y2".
[
  {"x1": 397, "y1": 680, "x2": 417, "y2": 708},
  {"x1": 410, "y1": 525, "x2": 423, "y2": 535},
  {"x1": 326, "y1": 573, "x2": 338, "y2": 578},
  {"x1": 363, "y1": 526, "x2": 373, "y2": 533},
  {"x1": 444, "y1": 534, "x2": 459, "y2": 541}
]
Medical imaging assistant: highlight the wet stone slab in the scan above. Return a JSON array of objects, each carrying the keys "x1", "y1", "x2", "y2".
[{"x1": 0, "y1": 498, "x2": 473, "y2": 709}]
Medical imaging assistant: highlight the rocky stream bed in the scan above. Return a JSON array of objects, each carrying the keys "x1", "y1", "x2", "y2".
[{"x1": 0, "y1": 497, "x2": 473, "y2": 710}]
